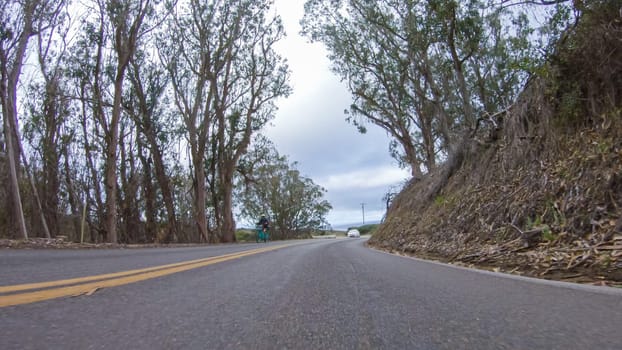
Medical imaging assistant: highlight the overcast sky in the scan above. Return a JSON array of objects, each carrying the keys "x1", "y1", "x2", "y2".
[{"x1": 266, "y1": 0, "x2": 410, "y2": 229}]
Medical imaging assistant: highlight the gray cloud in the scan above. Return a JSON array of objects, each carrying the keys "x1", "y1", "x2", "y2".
[{"x1": 264, "y1": 0, "x2": 410, "y2": 227}]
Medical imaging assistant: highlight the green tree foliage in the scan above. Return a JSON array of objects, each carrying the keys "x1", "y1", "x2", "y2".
[
  {"x1": 126, "y1": 46, "x2": 180, "y2": 243},
  {"x1": 238, "y1": 139, "x2": 332, "y2": 239},
  {"x1": 158, "y1": 0, "x2": 291, "y2": 242},
  {"x1": 0, "y1": 0, "x2": 581, "y2": 244},
  {"x1": 301, "y1": 0, "x2": 564, "y2": 178},
  {"x1": 0, "y1": 0, "x2": 68, "y2": 239},
  {"x1": 22, "y1": 2, "x2": 72, "y2": 239}
]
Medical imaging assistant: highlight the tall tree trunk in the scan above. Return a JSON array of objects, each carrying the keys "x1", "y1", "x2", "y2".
[
  {"x1": 42, "y1": 140, "x2": 60, "y2": 237},
  {"x1": 128, "y1": 59, "x2": 178, "y2": 242},
  {"x1": 80, "y1": 88, "x2": 105, "y2": 241},
  {"x1": 118, "y1": 129, "x2": 140, "y2": 243},
  {"x1": 149, "y1": 138, "x2": 178, "y2": 242},
  {"x1": 35, "y1": 2, "x2": 68, "y2": 239},
  {"x1": 103, "y1": 0, "x2": 150, "y2": 243},
  {"x1": 40, "y1": 76, "x2": 62, "y2": 238},
  {"x1": 397, "y1": 127, "x2": 423, "y2": 180},
  {"x1": 62, "y1": 141, "x2": 83, "y2": 242},
  {"x1": 192, "y1": 155, "x2": 208, "y2": 243},
  {"x1": 20, "y1": 149, "x2": 51, "y2": 238},
  {"x1": 421, "y1": 111, "x2": 436, "y2": 171},
  {"x1": 118, "y1": 129, "x2": 130, "y2": 243},
  {"x1": 2, "y1": 112, "x2": 27, "y2": 239},
  {"x1": 103, "y1": 74, "x2": 124, "y2": 243},
  {"x1": 0, "y1": 0, "x2": 41, "y2": 239},
  {"x1": 139, "y1": 150, "x2": 157, "y2": 243},
  {"x1": 220, "y1": 164, "x2": 236, "y2": 243},
  {"x1": 448, "y1": 8, "x2": 476, "y2": 130}
]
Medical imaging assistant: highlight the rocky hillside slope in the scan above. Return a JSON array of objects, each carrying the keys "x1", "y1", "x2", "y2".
[{"x1": 369, "y1": 3, "x2": 622, "y2": 285}]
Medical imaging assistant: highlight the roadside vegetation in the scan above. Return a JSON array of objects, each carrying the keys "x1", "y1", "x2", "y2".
[
  {"x1": 2, "y1": 0, "x2": 620, "y2": 291},
  {"x1": 0, "y1": 0, "x2": 330, "y2": 244},
  {"x1": 377, "y1": 3, "x2": 621, "y2": 284},
  {"x1": 237, "y1": 138, "x2": 332, "y2": 240},
  {"x1": 234, "y1": 229, "x2": 257, "y2": 243},
  {"x1": 346, "y1": 224, "x2": 379, "y2": 236},
  {"x1": 304, "y1": 0, "x2": 622, "y2": 284}
]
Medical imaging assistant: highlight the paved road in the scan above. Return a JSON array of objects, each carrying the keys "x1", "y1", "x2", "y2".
[{"x1": 1, "y1": 238, "x2": 621, "y2": 349}]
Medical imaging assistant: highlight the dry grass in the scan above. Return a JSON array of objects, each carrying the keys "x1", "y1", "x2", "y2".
[{"x1": 369, "y1": 3, "x2": 622, "y2": 285}]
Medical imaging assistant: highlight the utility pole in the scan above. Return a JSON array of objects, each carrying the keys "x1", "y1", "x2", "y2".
[{"x1": 361, "y1": 203, "x2": 366, "y2": 225}]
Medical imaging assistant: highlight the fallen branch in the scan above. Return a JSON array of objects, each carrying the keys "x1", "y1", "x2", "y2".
[{"x1": 509, "y1": 223, "x2": 544, "y2": 247}]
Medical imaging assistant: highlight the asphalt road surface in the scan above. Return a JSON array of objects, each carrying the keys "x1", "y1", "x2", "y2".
[{"x1": 1, "y1": 238, "x2": 621, "y2": 349}]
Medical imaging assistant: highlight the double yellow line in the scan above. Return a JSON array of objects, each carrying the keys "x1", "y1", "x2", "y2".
[{"x1": 0, "y1": 245, "x2": 286, "y2": 308}]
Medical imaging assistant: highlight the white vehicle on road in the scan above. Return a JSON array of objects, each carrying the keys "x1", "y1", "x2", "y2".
[{"x1": 346, "y1": 229, "x2": 361, "y2": 238}]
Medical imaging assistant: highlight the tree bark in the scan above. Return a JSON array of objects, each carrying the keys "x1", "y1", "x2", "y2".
[
  {"x1": 192, "y1": 154, "x2": 209, "y2": 243},
  {"x1": 139, "y1": 149, "x2": 157, "y2": 243},
  {"x1": 447, "y1": 7, "x2": 476, "y2": 130},
  {"x1": 118, "y1": 128, "x2": 133, "y2": 243},
  {"x1": 219, "y1": 163, "x2": 237, "y2": 243},
  {"x1": 0, "y1": 0, "x2": 42, "y2": 239},
  {"x1": 103, "y1": 0, "x2": 149, "y2": 243},
  {"x1": 2, "y1": 114, "x2": 27, "y2": 239},
  {"x1": 62, "y1": 141, "x2": 83, "y2": 242},
  {"x1": 19, "y1": 149, "x2": 51, "y2": 238},
  {"x1": 39, "y1": 70, "x2": 62, "y2": 238},
  {"x1": 149, "y1": 135, "x2": 178, "y2": 242},
  {"x1": 80, "y1": 84, "x2": 105, "y2": 241},
  {"x1": 103, "y1": 70, "x2": 124, "y2": 244},
  {"x1": 128, "y1": 59, "x2": 178, "y2": 242}
]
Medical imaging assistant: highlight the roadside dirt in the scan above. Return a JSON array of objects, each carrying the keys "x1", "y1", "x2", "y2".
[
  {"x1": 368, "y1": 5, "x2": 622, "y2": 289},
  {"x1": 0, "y1": 237, "x2": 204, "y2": 249}
]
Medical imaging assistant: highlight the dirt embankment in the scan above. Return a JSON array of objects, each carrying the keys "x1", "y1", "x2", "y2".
[{"x1": 369, "y1": 3, "x2": 622, "y2": 286}]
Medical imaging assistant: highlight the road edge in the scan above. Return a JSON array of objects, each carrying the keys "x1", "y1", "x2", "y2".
[{"x1": 368, "y1": 244, "x2": 622, "y2": 297}]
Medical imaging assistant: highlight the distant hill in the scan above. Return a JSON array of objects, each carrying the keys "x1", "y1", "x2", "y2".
[
  {"x1": 369, "y1": 4, "x2": 622, "y2": 284},
  {"x1": 332, "y1": 220, "x2": 381, "y2": 231}
]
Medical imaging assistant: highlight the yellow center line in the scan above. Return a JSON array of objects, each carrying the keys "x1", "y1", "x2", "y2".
[
  {"x1": 0, "y1": 244, "x2": 288, "y2": 308},
  {"x1": 0, "y1": 246, "x2": 275, "y2": 294}
]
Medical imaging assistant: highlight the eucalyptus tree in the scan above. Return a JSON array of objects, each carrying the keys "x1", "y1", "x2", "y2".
[
  {"x1": 57, "y1": 0, "x2": 162, "y2": 243},
  {"x1": 23, "y1": 1, "x2": 72, "y2": 238},
  {"x1": 302, "y1": 0, "x2": 534, "y2": 178},
  {"x1": 63, "y1": 24, "x2": 108, "y2": 241},
  {"x1": 0, "y1": 0, "x2": 67, "y2": 239},
  {"x1": 159, "y1": 0, "x2": 290, "y2": 243},
  {"x1": 157, "y1": 0, "x2": 221, "y2": 242},
  {"x1": 238, "y1": 143, "x2": 332, "y2": 239},
  {"x1": 127, "y1": 51, "x2": 180, "y2": 243},
  {"x1": 209, "y1": 1, "x2": 291, "y2": 242},
  {"x1": 117, "y1": 116, "x2": 141, "y2": 243},
  {"x1": 99, "y1": 0, "x2": 156, "y2": 243}
]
